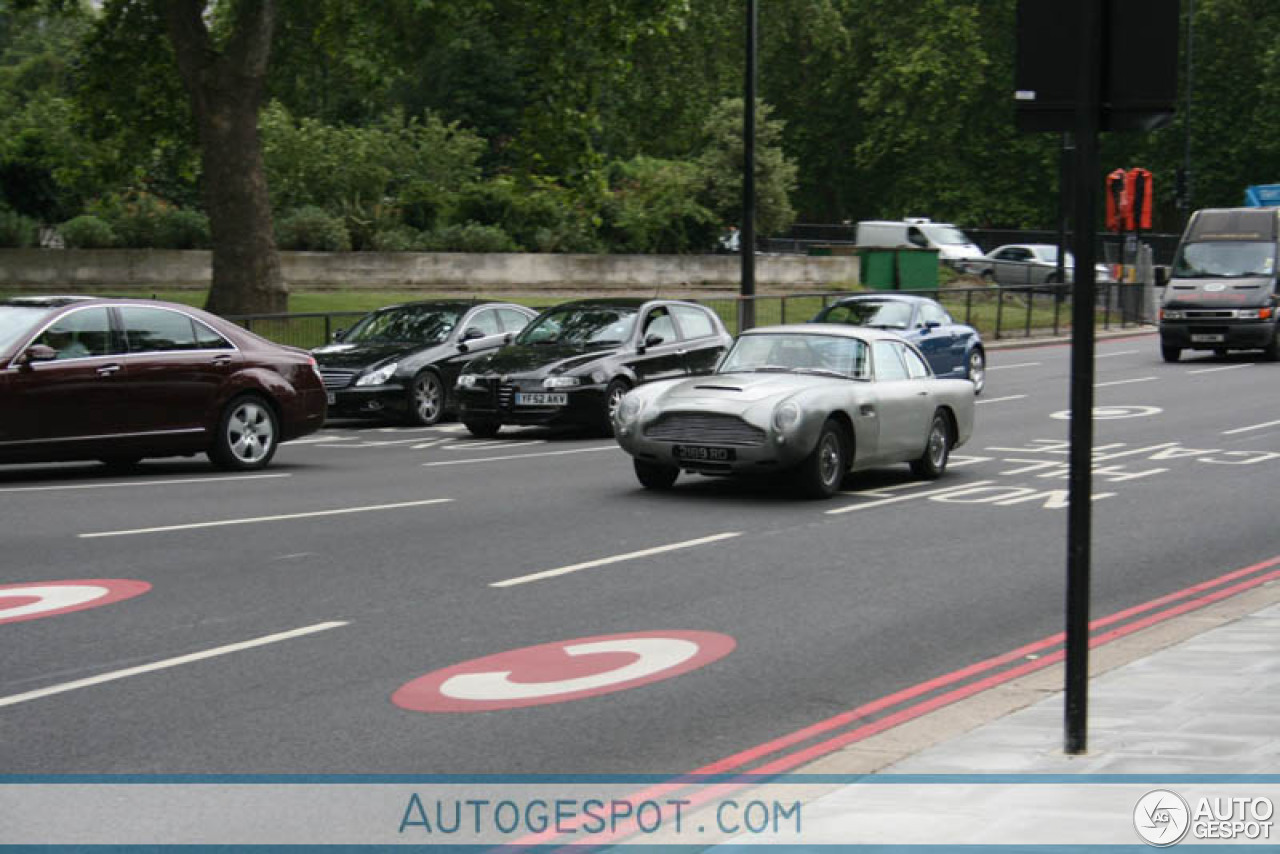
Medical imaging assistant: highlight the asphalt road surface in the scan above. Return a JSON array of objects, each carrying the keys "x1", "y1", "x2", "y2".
[{"x1": 4, "y1": 329, "x2": 1279, "y2": 775}]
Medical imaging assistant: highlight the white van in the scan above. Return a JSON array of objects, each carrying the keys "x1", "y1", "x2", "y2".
[{"x1": 855, "y1": 218, "x2": 984, "y2": 267}]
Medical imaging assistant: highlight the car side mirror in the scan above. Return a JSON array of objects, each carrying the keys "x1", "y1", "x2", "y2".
[
  {"x1": 20, "y1": 344, "x2": 57, "y2": 366},
  {"x1": 645, "y1": 333, "x2": 665, "y2": 348},
  {"x1": 462, "y1": 327, "x2": 485, "y2": 341},
  {"x1": 1154, "y1": 266, "x2": 1169, "y2": 288},
  {"x1": 503, "y1": 332, "x2": 514, "y2": 345},
  {"x1": 332, "y1": 329, "x2": 346, "y2": 342}
]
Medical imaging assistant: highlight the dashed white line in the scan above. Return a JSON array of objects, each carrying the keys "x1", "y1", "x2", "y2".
[
  {"x1": 1095, "y1": 376, "x2": 1156, "y2": 388},
  {"x1": 0, "y1": 473, "x2": 289, "y2": 493},
  {"x1": 1222, "y1": 419, "x2": 1280, "y2": 436},
  {"x1": 977, "y1": 395, "x2": 1028, "y2": 406},
  {"x1": 423, "y1": 446, "x2": 619, "y2": 467},
  {"x1": 79, "y1": 498, "x2": 454, "y2": 538},
  {"x1": 1096, "y1": 350, "x2": 1140, "y2": 358},
  {"x1": 491, "y1": 532, "x2": 742, "y2": 588},
  {"x1": 0, "y1": 621, "x2": 348, "y2": 709},
  {"x1": 987, "y1": 362, "x2": 1041, "y2": 371},
  {"x1": 825, "y1": 480, "x2": 996, "y2": 515},
  {"x1": 1188, "y1": 363, "x2": 1254, "y2": 375}
]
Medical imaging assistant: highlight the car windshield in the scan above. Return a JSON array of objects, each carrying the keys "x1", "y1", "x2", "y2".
[
  {"x1": 1174, "y1": 241, "x2": 1276, "y2": 278},
  {"x1": 0, "y1": 306, "x2": 51, "y2": 354},
  {"x1": 344, "y1": 305, "x2": 463, "y2": 344},
  {"x1": 516, "y1": 306, "x2": 637, "y2": 347},
  {"x1": 719, "y1": 333, "x2": 869, "y2": 379},
  {"x1": 820, "y1": 300, "x2": 913, "y2": 329},
  {"x1": 919, "y1": 225, "x2": 971, "y2": 246}
]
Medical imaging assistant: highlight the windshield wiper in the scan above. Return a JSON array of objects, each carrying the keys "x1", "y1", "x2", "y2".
[
  {"x1": 748, "y1": 365, "x2": 795, "y2": 373},
  {"x1": 792, "y1": 367, "x2": 850, "y2": 378}
]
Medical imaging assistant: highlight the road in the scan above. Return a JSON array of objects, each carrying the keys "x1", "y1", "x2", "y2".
[{"x1": 3, "y1": 330, "x2": 1279, "y2": 776}]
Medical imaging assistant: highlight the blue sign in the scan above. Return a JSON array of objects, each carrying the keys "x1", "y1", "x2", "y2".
[{"x1": 1244, "y1": 184, "x2": 1280, "y2": 206}]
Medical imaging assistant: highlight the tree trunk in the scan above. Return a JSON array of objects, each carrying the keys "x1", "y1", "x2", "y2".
[{"x1": 163, "y1": 0, "x2": 287, "y2": 316}]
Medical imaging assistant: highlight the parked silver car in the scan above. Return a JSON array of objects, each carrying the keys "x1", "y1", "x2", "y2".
[
  {"x1": 612, "y1": 325, "x2": 975, "y2": 497},
  {"x1": 962, "y1": 243, "x2": 1115, "y2": 286}
]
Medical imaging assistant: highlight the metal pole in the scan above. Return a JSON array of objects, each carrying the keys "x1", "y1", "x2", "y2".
[
  {"x1": 1180, "y1": 0, "x2": 1195, "y2": 217},
  {"x1": 1057, "y1": 132, "x2": 1072, "y2": 283},
  {"x1": 740, "y1": 0, "x2": 757, "y2": 330},
  {"x1": 1065, "y1": 0, "x2": 1102, "y2": 757}
]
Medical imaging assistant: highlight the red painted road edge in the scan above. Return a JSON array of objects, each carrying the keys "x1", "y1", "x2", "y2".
[{"x1": 511, "y1": 552, "x2": 1280, "y2": 849}]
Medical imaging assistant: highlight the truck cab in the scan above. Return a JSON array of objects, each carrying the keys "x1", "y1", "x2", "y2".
[{"x1": 1159, "y1": 207, "x2": 1280, "y2": 362}]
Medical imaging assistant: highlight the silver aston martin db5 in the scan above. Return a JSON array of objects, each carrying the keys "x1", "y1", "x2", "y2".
[{"x1": 612, "y1": 324, "x2": 976, "y2": 497}]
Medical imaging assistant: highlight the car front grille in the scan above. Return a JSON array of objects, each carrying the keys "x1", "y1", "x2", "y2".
[
  {"x1": 644, "y1": 412, "x2": 766, "y2": 447},
  {"x1": 320, "y1": 369, "x2": 357, "y2": 390}
]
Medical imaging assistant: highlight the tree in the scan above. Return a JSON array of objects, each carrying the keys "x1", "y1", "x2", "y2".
[
  {"x1": 161, "y1": 0, "x2": 285, "y2": 314},
  {"x1": 698, "y1": 97, "x2": 798, "y2": 237}
]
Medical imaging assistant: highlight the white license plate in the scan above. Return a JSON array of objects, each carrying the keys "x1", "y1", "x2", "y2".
[
  {"x1": 1191, "y1": 334, "x2": 1225, "y2": 343},
  {"x1": 515, "y1": 392, "x2": 568, "y2": 406},
  {"x1": 326, "y1": 392, "x2": 336, "y2": 405}
]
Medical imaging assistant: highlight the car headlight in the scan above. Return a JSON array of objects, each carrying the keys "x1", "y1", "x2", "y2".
[
  {"x1": 544, "y1": 375, "x2": 581, "y2": 389},
  {"x1": 457, "y1": 373, "x2": 479, "y2": 388},
  {"x1": 773, "y1": 401, "x2": 801, "y2": 432},
  {"x1": 356, "y1": 362, "x2": 398, "y2": 386},
  {"x1": 1160, "y1": 309, "x2": 1183, "y2": 321},
  {"x1": 616, "y1": 392, "x2": 643, "y2": 422}
]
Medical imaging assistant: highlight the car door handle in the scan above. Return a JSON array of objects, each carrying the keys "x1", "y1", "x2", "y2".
[
  {"x1": 859, "y1": 404, "x2": 875, "y2": 416},
  {"x1": 916, "y1": 390, "x2": 929, "y2": 397},
  {"x1": 676, "y1": 349, "x2": 687, "y2": 356},
  {"x1": 211, "y1": 354, "x2": 233, "y2": 366},
  {"x1": 96, "y1": 363, "x2": 122, "y2": 377}
]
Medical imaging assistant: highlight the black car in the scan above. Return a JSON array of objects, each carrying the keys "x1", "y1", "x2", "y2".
[
  {"x1": 454, "y1": 298, "x2": 733, "y2": 436},
  {"x1": 312, "y1": 300, "x2": 536, "y2": 425}
]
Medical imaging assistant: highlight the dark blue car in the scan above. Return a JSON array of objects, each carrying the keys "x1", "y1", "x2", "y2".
[{"x1": 811, "y1": 294, "x2": 985, "y2": 394}]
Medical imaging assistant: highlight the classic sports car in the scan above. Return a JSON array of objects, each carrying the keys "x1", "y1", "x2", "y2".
[
  {"x1": 612, "y1": 325, "x2": 976, "y2": 497},
  {"x1": 811, "y1": 293, "x2": 985, "y2": 394},
  {"x1": 313, "y1": 300, "x2": 536, "y2": 425},
  {"x1": 454, "y1": 298, "x2": 733, "y2": 436}
]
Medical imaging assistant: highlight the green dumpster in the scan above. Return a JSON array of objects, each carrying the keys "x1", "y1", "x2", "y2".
[
  {"x1": 895, "y1": 247, "x2": 940, "y2": 289},
  {"x1": 857, "y1": 248, "x2": 897, "y2": 290}
]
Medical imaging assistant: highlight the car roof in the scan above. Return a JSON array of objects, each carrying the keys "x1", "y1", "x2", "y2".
[
  {"x1": 0, "y1": 295, "x2": 99, "y2": 308},
  {"x1": 372, "y1": 299, "x2": 492, "y2": 312},
  {"x1": 741, "y1": 323, "x2": 907, "y2": 343},
  {"x1": 830, "y1": 293, "x2": 933, "y2": 306}
]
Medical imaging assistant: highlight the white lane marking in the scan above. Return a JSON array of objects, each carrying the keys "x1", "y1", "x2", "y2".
[
  {"x1": 0, "y1": 473, "x2": 289, "y2": 494},
  {"x1": 0, "y1": 621, "x2": 347, "y2": 709},
  {"x1": 491, "y1": 532, "x2": 742, "y2": 588},
  {"x1": 79, "y1": 498, "x2": 453, "y2": 539},
  {"x1": 1222, "y1": 419, "x2": 1280, "y2": 436},
  {"x1": 826, "y1": 480, "x2": 996, "y2": 515},
  {"x1": 1095, "y1": 376, "x2": 1157, "y2": 387},
  {"x1": 987, "y1": 362, "x2": 1041, "y2": 371},
  {"x1": 1188, "y1": 363, "x2": 1254, "y2": 375},
  {"x1": 288, "y1": 435, "x2": 357, "y2": 446},
  {"x1": 947, "y1": 454, "x2": 993, "y2": 468},
  {"x1": 1092, "y1": 442, "x2": 1179, "y2": 462},
  {"x1": 1096, "y1": 350, "x2": 1139, "y2": 358},
  {"x1": 423, "y1": 446, "x2": 618, "y2": 467},
  {"x1": 440, "y1": 638, "x2": 701, "y2": 700},
  {"x1": 976, "y1": 394, "x2": 1027, "y2": 406},
  {"x1": 0, "y1": 584, "x2": 108, "y2": 621},
  {"x1": 445, "y1": 440, "x2": 545, "y2": 451},
  {"x1": 376, "y1": 426, "x2": 442, "y2": 434}
]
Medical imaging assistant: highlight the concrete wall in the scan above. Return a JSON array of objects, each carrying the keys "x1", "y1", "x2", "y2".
[{"x1": 0, "y1": 249, "x2": 860, "y2": 296}]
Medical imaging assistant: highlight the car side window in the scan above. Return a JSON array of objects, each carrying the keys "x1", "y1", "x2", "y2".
[
  {"x1": 466, "y1": 309, "x2": 503, "y2": 336},
  {"x1": 671, "y1": 305, "x2": 716, "y2": 339},
  {"x1": 872, "y1": 340, "x2": 910, "y2": 381},
  {"x1": 119, "y1": 306, "x2": 200, "y2": 353},
  {"x1": 903, "y1": 345, "x2": 932, "y2": 379},
  {"x1": 497, "y1": 309, "x2": 532, "y2": 333},
  {"x1": 643, "y1": 308, "x2": 677, "y2": 343},
  {"x1": 918, "y1": 302, "x2": 948, "y2": 327},
  {"x1": 193, "y1": 318, "x2": 234, "y2": 350},
  {"x1": 34, "y1": 307, "x2": 116, "y2": 359}
]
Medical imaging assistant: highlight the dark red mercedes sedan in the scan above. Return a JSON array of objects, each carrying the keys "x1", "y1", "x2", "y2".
[{"x1": 0, "y1": 296, "x2": 326, "y2": 470}]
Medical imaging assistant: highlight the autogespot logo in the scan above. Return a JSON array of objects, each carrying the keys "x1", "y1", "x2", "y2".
[{"x1": 1135, "y1": 790, "x2": 1191, "y2": 847}]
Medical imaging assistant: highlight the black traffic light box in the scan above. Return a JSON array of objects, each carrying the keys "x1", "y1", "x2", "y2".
[{"x1": 1015, "y1": 0, "x2": 1179, "y2": 132}]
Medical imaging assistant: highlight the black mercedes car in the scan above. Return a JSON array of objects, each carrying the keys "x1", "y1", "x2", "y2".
[
  {"x1": 312, "y1": 300, "x2": 536, "y2": 425},
  {"x1": 454, "y1": 298, "x2": 733, "y2": 436}
]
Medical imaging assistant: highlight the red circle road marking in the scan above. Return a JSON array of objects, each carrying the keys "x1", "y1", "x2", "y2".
[
  {"x1": 0, "y1": 579, "x2": 151, "y2": 625},
  {"x1": 393, "y1": 630, "x2": 736, "y2": 712}
]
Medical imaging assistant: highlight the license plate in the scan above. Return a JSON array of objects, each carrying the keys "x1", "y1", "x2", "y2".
[
  {"x1": 326, "y1": 392, "x2": 336, "y2": 405},
  {"x1": 515, "y1": 392, "x2": 568, "y2": 406},
  {"x1": 673, "y1": 445, "x2": 736, "y2": 463},
  {"x1": 1191, "y1": 334, "x2": 1225, "y2": 343}
]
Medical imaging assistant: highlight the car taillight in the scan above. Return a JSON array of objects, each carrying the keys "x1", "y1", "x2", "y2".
[{"x1": 307, "y1": 355, "x2": 322, "y2": 381}]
